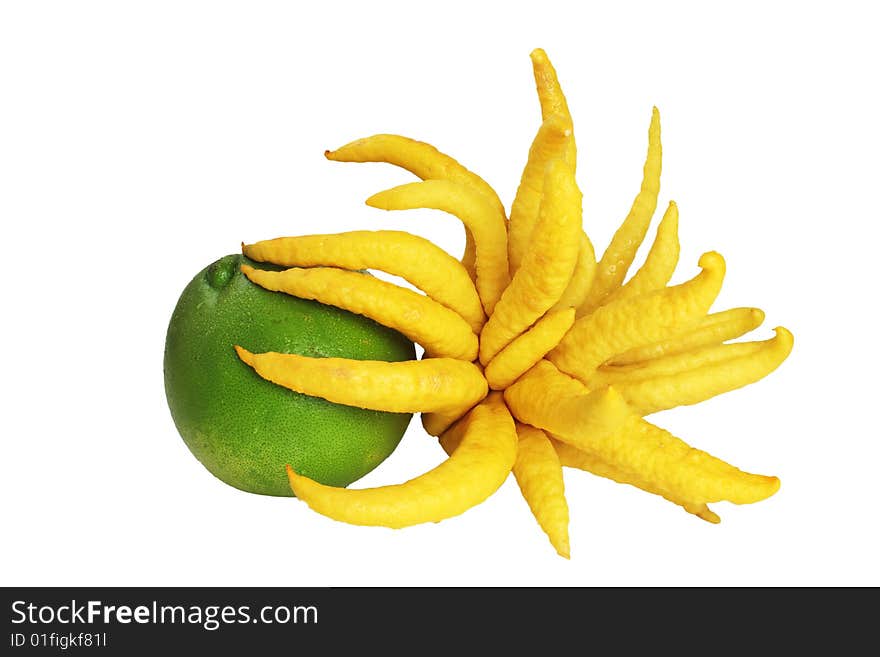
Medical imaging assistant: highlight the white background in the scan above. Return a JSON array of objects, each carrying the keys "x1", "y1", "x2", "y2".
[{"x1": 2, "y1": 1, "x2": 877, "y2": 586}]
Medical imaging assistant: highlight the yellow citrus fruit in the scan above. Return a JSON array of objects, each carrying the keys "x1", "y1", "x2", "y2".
[{"x1": 163, "y1": 254, "x2": 416, "y2": 496}]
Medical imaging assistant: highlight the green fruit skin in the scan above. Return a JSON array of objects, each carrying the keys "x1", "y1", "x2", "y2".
[{"x1": 164, "y1": 254, "x2": 415, "y2": 496}]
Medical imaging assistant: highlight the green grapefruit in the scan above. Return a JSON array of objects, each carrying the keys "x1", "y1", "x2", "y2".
[{"x1": 163, "y1": 254, "x2": 415, "y2": 496}]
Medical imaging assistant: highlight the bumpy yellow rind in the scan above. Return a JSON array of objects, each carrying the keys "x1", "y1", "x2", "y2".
[
  {"x1": 579, "y1": 108, "x2": 662, "y2": 315},
  {"x1": 325, "y1": 133, "x2": 506, "y2": 280},
  {"x1": 484, "y1": 307, "x2": 575, "y2": 390},
  {"x1": 480, "y1": 159, "x2": 582, "y2": 364},
  {"x1": 551, "y1": 438, "x2": 720, "y2": 523},
  {"x1": 243, "y1": 230, "x2": 485, "y2": 333},
  {"x1": 235, "y1": 348, "x2": 487, "y2": 414},
  {"x1": 286, "y1": 392, "x2": 517, "y2": 529},
  {"x1": 549, "y1": 252, "x2": 725, "y2": 383},
  {"x1": 367, "y1": 180, "x2": 509, "y2": 316},
  {"x1": 601, "y1": 200, "x2": 680, "y2": 307},
  {"x1": 507, "y1": 114, "x2": 574, "y2": 275},
  {"x1": 503, "y1": 360, "x2": 631, "y2": 453},
  {"x1": 615, "y1": 327, "x2": 794, "y2": 415},
  {"x1": 609, "y1": 307, "x2": 765, "y2": 365},
  {"x1": 513, "y1": 423, "x2": 571, "y2": 558},
  {"x1": 241, "y1": 265, "x2": 478, "y2": 361}
]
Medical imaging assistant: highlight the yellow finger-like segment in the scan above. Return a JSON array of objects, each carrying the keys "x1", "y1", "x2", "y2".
[
  {"x1": 423, "y1": 359, "x2": 489, "y2": 437},
  {"x1": 484, "y1": 308, "x2": 575, "y2": 390},
  {"x1": 422, "y1": 409, "x2": 468, "y2": 437},
  {"x1": 480, "y1": 159, "x2": 582, "y2": 365},
  {"x1": 503, "y1": 360, "x2": 631, "y2": 453},
  {"x1": 462, "y1": 231, "x2": 477, "y2": 282},
  {"x1": 324, "y1": 133, "x2": 505, "y2": 216},
  {"x1": 243, "y1": 230, "x2": 485, "y2": 333},
  {"x1": 241, "y1": 265, "x2": 478, "y2": 361},
  {"x1": 616, "y1": 327, "x2": 794, "y2": 415},
  {"x1": 551, "y1": 234, "x2": 597, "y2": 312},
  {"x1": 507, "y1": 361, "x2": 778, "y2": 504},
  {"x1": 513, "y1": 424, "x2": 570, "y2": 558},
  {"x1": 286, "y1": 392, "x2": 517, "y2": 529},
  {"x1": 235, "y1": 347, "x2": 487, "y2": 414},
  {"x1": 549, "y1": 252, "x2": 726, "y2": 384},
  {"x1": 550, "y1": 438, "x2": 720, "y2": 523},
  {"x1": 507, "y1": 114, "x2": 574, "y2": 275},
  {"x1": 530, "y1": 48, "x2": 577, "y2": 167},
  {"x1": 683, "y1": 504, "x2": 722, "y2": 523},
  {"x1": 601, "y1": 201, "x2": 680, "y2": 308},
  {"x1": 423, "y1": 388, "x2": 496, "y2": 436},
  {"x1": 439, "y1": 414, "x2": 592, "y2": 578},
  {"x1": 437, "y1": 412, "x2": 470, "y2": 456},
  {"x1": 579, "y1": 108, "x2": 662, "y2": 315},
  {"x1": 528, "y1": 49, "x2": 590, "y2": 311},
  {"x1": 609, "y1": 307, "x2": 766, "y2": 365},
  {"x1": 603, "y1": 416, "x2": 778, "y2": 504},
  {"x1": 367, "y1": 180, "x2": 510, "y2": 316},
  {"x1": 325, "y1": 133, "x2": 504, "y2": 278},
  {"x1": 590, "y1": 338, "x2": 768, "y2": 388}
]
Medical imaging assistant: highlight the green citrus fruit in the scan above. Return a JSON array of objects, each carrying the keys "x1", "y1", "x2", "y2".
[{"x1": 163, "y1": 254, "x2": 415, "y2": 496}]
